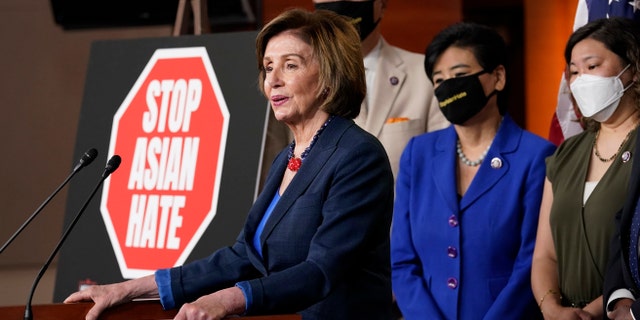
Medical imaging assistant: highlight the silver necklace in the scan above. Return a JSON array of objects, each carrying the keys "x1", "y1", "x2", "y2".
[{"x1": 456, "y1": 140, "x2": 491, "y2": 167}]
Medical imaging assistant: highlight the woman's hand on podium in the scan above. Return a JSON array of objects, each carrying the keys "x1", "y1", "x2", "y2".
[
  {"x1": 174, "y1": 286, "x2": 245, "y2": 320},
  {"x1": 64, "y1": 275, "x2": 158, "y2": 320}
]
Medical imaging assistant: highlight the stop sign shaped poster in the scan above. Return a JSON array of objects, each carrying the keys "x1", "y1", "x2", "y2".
[{"x1": 100, "y1": 47, "x2": 229, "y2": 278}]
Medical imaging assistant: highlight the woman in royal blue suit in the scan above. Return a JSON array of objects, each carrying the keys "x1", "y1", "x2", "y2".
[
  {"x1": 65, "y1": 9, "x2": 394, "y2": 320},
  {"x1": 391, "y1": 22, "x2": 556, "y2": 320}
]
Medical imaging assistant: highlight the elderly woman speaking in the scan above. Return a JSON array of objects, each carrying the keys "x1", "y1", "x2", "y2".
[{"x1": 64, "y1": 8, "x2": 394, "y2": 320}]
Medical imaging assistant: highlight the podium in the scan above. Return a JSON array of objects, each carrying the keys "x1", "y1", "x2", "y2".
[{"x1": 0, "y1": 300, "x2": 301, "y2": 320}]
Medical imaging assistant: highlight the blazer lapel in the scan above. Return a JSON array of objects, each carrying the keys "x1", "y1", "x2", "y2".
[
  {"x1": 364, "y1": 39, "x2": 405, "y2": 136},
  {"x1": 460, "y1": 116, "x2": 517, "y2": 210},
  {"x1": 246, "y1": 152, "x2": 287, "y2": 234},
  {"x1": 624, "y1": 130, "x2": 640, "y2": 225},
  {"x1": 243, "y1": 153, "x2": 287, "y2": 273},
  {"x1": 432, "y1": 127, "x2": 460, "y2": 214},
  {"x1": 621, "y1": 130, "x2": 640, "y2": 269},
  {"x1": 257, "y1": 117, "x2": 349, "y2": 248}
]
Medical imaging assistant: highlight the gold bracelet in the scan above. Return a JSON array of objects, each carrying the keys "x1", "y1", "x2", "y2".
[{"x1": 538, "y1": 289, "x2": 561, "y2": 309}]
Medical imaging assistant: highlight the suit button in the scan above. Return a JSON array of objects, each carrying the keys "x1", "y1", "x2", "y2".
[
  {"x1": 448, "y1": 215, "x2": 458, "y2": 227},
  {"x1": 447, "y1": 277, "x2": 458, "y2": 289},
  {"x1": 447, "y1": 246, "x2": 457, "y2": 258}
]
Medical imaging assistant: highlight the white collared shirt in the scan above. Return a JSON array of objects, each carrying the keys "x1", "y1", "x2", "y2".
[{"x1": 362, "y1": 38, "x2": 382, "y2": 111}]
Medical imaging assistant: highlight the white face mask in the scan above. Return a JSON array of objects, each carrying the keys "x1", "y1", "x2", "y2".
[{"x1": 570, "y1": 64, "x2": 632, "y2": 122}]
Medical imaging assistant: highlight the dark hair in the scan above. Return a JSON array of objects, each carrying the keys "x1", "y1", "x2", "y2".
[
  {"x1": 424, "y1": 22, "x2": 508, "y2": 113},
  {"x1": 564, "y1": 17, "x2": 640, "y2": 130},
  {"x1": 564, "y1": 17, "x2": 640, "y2": 68},
  {"x1": 424, "y1": 22, "x2": 507, "y2": 82},
  {"x1": 255, "y1": 8, "x2": 365, "y2": 119}
]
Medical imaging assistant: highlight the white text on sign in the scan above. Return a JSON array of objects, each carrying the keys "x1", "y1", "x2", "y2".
[
  {"x1": 125, "y1": 78, "x2": 203, "y2": 250},
  {"x1": 126, "y1": 194, "x2": 185, "y2": 249},
  {"x1": 143, "y1": 78, "x2": 201, "y2": 133}
]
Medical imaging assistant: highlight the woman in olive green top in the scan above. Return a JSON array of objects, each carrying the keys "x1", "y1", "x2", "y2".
[{"x1": 531, "y1": 17, "x2": 640, "y2": 320}]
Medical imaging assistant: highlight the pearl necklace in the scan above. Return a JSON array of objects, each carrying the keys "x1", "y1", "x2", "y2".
[
  {"x1": 287, "y1": 116, "x2": 334, "y2": 171},
  {"x1": 456, "y1": 139, "x2": 491, "y2": 167}
]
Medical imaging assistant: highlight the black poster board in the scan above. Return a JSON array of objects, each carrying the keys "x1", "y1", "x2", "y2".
[{"x1": 53, "y1": 31, "x2": 268, "y2": 301}]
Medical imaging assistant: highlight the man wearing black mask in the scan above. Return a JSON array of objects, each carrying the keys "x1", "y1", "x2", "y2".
[{"x1": 259, "y1": 0, "x2": 449, "y2": 191}]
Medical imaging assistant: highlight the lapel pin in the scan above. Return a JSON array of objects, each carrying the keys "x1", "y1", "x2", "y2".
[
  {"x1": 389, "y1": 76, "x2": 399, "y2": 86},
  {"x1": 490, "y1": 157, "x2": 502, "y2": 169},
  {"x1": 622, "y1": 151, "x2": 632, "y2": 163}
]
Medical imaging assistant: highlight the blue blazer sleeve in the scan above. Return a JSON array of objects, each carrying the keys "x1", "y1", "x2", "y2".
[
  {"x1": 391, "y1": 135, "x2": 448, "y2": 319},
  {"x1": 482, "y1": 132, "x2": 554, "y2": 320}
]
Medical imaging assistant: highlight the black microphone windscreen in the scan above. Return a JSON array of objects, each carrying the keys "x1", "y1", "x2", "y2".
[
  {"x1": 80, "y1": 148, "x2": 98, "y2": 167},
  {"x1": 73, "y1": 148, "x2": 99, "y2": 172},
  {"x1": 103, "y1": 155, "x2": 122, "y2": 178}
]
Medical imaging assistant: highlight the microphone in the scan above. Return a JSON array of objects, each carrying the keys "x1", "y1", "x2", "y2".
[
  {"x1": 24, "y1": 154, "x2": 121, "y2": 320},
  {"x1": 0, "y1": 148, "x2": 98, "y2": 254},
  {"x1": 102, "y1": 154, "x2": 121, "y2": 178}
]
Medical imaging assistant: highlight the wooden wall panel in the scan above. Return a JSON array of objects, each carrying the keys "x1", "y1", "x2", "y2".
[{"x1": 382, "y1": 0, "x2": 462, "y2": 54}]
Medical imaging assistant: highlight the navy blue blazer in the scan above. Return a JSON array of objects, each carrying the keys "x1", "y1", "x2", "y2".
[
  {"x1": 604, "y1": 128, "x2": 640, "y2": 316},
  {"x1": 166, "y1": 116, "x2": 394, "y2": 319}
]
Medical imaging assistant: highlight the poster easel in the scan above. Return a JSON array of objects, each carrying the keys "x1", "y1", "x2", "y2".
[{"x1": 173, "y1": 0, "x2": 211, "y2": 36}]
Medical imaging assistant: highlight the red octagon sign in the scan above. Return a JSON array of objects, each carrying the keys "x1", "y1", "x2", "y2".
[{"x1": 100, "y1": 47, "x2": 229, "y2": 278}]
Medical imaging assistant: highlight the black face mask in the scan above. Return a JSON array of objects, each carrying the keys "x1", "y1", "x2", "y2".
[
  {"x1": 314, "y1": 1, "x2": 380, "y2": 41},
  {"x1": 434, "y1": 70, "x2": 496, "y2": 125}
]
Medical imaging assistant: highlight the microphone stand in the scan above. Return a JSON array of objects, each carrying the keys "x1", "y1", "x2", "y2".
[
  {"x1": 24, "y1": 155, "x2": 120, "y2": 320},
  {"x1": 0, "y1": 148, "x2": 98, "y2": 255}
]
